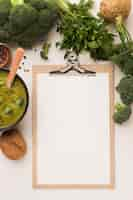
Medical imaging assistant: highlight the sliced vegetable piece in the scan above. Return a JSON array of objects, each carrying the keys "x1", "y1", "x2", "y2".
[
  {"x1": 15, "y1": 97, "x2": 24, "y2": 106},
  {"x1": 4, "y1": 106, "x2": 13, "y2": 115}
]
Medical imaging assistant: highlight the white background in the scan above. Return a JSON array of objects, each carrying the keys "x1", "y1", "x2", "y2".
[{"x1": 0, "y1": 0, "x2": 133, "y2": 199}]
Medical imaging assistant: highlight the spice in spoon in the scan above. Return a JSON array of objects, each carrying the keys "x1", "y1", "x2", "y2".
[{"x1": 0, "y1": 44, "x2": 11, "y2": 68}]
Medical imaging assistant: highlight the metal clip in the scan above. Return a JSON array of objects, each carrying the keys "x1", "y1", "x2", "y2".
[{"x1": 50, "y1": 50, "x2": 96, "y2": 75}]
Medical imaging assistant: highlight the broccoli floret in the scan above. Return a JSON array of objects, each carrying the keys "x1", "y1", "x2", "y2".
[
  {"x1": 40, "y1": 42, "x2": 51, "y2": 60},
  {"x1": 112, "y1": 52, "x2": 133, "y2": 76},
  {"x1": 113, "y1": 103, "x2": 132, "y2": 124},
  {"x1": 9, "y1": 4, "x2": 38, "y2": 34},
  {"x1": 13, "y1": 22, "x2": 41, "y2": 48},
  {"x1": 0, "y1": 28, "x2": 10, "y2": 43},
  {"x1": 111, "y1": 42, "x2": 133, "y2": 76},
  {"x1": 116, "y1": 76, "x2": 133, "y2": 105},
  {"x1": 38, "y1": 8, "x2": 58, "y2": 30},
  {"x1": 0, "y1": 0, "x2": 58, "y2": 48},
  {"x1": 122, "y1": 54, "x2": 133, "y2": 75},
  {"x1": 0, "y1": 0, "x2": 12, "y2": 26},
  {"x1": 24, "y1": 0, "x2": 49, "y2": 10},
  {"x1": 90, "y1": 45, "x2": 114, "y2": 60},
  {"x1": 13, "y1": 8, "x2": 57, "y2": 48}
]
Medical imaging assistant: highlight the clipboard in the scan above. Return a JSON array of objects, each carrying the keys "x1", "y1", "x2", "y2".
[{"x1": 32, "y1": 52, "x2": 115, "y2": 189}]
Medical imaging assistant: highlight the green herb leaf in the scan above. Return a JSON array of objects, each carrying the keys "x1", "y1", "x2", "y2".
[{"x1": 56, "y1": 0, "x2": 114, "y2": 59}]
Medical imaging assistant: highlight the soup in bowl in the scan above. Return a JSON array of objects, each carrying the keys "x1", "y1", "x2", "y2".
[{"x1": 0, "y1": 69, "x2": 29, "y2": 131}]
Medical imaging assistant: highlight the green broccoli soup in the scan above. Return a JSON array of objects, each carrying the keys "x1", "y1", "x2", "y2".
[{"x1": 0, "y1": 70, "x2": 28, "y2": 129}]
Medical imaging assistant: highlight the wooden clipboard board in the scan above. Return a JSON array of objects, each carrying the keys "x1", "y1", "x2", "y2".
[{"x1": 32, "y1": 63, "x2": 115, "y2": 189}]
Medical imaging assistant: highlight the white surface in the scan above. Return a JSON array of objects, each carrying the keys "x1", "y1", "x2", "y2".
[
  {"x1": 37, "y1": 74, "x2": 110, "y2": 185},
  {"x1": 0, "y1": 0, "x2": 133, "y2": 199}
]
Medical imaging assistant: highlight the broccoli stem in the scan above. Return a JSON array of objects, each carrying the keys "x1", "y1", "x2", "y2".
[
  {"x1": 115, "y1": 103, "x2": 125, "y2": 112},
  {"x1": 115, "y1": 16, "x2": 132, "y2": 48},
  {"x1": 52, "y1": 0, "x2": 71, "y2": 14},
  {"x1": 11, "y1": 0, "x2": 24, "y2": 6},
  {"x1": 40, "y1": 42, "x2": 51, "y2": 60}
]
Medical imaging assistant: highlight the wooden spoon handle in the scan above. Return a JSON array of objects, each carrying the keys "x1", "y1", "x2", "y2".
[{"x1": 6, "y1": 48, "x2": 25, "y2": 88}]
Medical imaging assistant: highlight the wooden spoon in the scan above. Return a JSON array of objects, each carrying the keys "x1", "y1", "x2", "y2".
[{"x1": 6, "y1": 48, "x2": 25, "y2": 88}]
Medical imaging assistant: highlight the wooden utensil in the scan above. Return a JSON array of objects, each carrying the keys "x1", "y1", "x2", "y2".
[{"x1": 6, "y1": 48, "x2": 25, "y2": 88}]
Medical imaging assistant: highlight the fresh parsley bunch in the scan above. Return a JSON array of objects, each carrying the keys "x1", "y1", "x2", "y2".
[{"x1": 55, "y1": 0, "x2": 114, "y2": 59}]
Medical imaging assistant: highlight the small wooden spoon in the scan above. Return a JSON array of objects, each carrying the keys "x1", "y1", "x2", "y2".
[{"x1": 6, "y1": 48, "x2": 25, "y2": 88}]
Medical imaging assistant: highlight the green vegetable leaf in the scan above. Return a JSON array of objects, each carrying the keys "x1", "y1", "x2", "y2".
[{"x1": 56, "y1": 0, "x2": 114, "y2": 58}]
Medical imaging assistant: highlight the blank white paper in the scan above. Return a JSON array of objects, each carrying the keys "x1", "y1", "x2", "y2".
[{"x1": 36, "y1": 73, "x2": 110, "y2": 185}]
